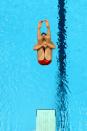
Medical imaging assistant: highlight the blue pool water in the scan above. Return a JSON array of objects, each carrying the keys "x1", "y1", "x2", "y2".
[{"x1": 0, "y1": 0, "x2": 87, "y2": 131}]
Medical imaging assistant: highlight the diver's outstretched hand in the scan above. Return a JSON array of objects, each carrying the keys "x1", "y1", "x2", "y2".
[
  {"x1": 38, "y1": 21, "x2": 43, "y2": 29},
  {"x1": 44, "y1": 20, "x2": 49, "y2": 28}
]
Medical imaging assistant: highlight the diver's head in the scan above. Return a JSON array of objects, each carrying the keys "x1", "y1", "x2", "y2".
[{"x1": 41, "y1": 32, "x2": 47, "y2": 41}]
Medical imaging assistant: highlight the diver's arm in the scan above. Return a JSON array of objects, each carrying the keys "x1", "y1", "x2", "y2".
[
  {"x1": 46, "y1": 42, "x2": 56, "y2": 49},
  {"x1": 47, "y1": 26, "x2": 51, "y2": 38},
  {"x1": 45, "y1": 20, "x2": 51, "y2": 38},
  {"x1": 38, "y1": 28, "x2": 41, "y2": 40},
  {"x1": 33, "y1": 44, "x2": 43, "y2": 50},
  {"x1": 37, "y1": 21, "x2": 43, "y2": 40}
]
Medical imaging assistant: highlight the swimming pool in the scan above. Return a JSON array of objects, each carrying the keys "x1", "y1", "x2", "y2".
[{"x1": 0, "y1": 0, "x2": 87, "y2": 131}]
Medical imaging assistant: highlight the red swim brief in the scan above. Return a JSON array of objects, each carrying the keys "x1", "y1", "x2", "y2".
[{"x1": 38, "y1": 59, "x2": 51, "y2": 65}]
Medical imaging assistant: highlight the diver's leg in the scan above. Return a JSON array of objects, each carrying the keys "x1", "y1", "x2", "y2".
[
  {"x1": 44, "y1": 47, "x2": 52, "y2": 60},
  {"x1": 37, "y1": 48, "x2": 45, "y2": 60}
]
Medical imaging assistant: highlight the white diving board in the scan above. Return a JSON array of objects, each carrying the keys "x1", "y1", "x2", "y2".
[{"x1": 36, "y1": 109, "x2": 56, "y2": 131}]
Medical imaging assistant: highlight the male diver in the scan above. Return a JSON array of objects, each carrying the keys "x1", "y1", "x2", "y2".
[{"x1": 33, "y1": 20, "x2": 56, "y2": 65}]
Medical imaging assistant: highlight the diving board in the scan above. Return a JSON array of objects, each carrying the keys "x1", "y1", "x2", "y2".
[{"x1": 36, "y1": 109, "x2": 56, "y2": 131}]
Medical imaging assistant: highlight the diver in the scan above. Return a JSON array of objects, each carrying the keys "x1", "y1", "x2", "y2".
[{"x1": 33, "y1": 20, "x2": 56, "y2": 65}]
